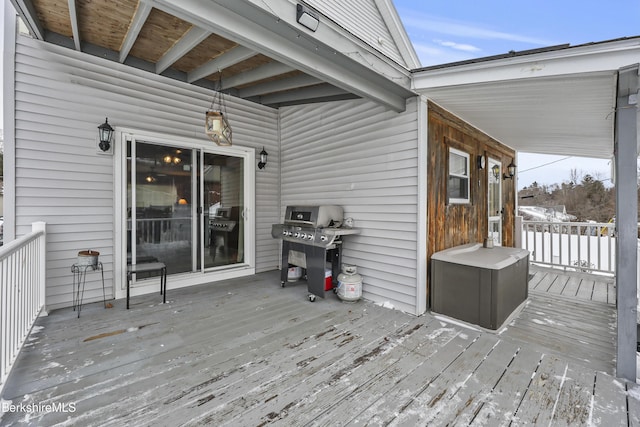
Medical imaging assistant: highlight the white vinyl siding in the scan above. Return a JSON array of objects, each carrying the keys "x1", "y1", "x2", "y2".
[
  {"x1": 279, "y1": 97, "x2": 420, "y2": 314},
  {"x1": 12, "y1": 35, "x2": 280, "y2": 310},
  {"x1": 305, "y1": 0, "x2": 406, "y2": 66}
]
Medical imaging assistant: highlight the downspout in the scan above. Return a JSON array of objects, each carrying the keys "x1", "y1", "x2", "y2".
[
  {"x1": 416, "y1": 95, "x2": 428, "y2": 315},
  {"x1": 3, "y1": 2, "x2": 17, "y2": 243}
]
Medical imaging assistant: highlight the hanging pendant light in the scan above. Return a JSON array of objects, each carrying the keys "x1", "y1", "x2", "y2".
[
  {"x1": 205, "y1": 75, "x2": 232, "y2": 146},
  {"x1": 205, "y1": 111, "x2": 232, "y2": 146}
]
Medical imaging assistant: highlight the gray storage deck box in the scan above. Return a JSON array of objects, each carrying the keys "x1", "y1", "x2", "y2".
[{"x1": 431, "y1": 243, "x2": 529, "y2": 330}]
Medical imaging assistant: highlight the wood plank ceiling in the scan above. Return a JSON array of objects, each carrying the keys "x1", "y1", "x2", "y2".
[{"x1": 21, "y1": 0, "x2": 386, "y2": 109}]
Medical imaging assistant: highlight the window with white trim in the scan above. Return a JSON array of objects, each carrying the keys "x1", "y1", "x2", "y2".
[{"x1": 448, "y1": 148, "x2": 470, "y2": 204}]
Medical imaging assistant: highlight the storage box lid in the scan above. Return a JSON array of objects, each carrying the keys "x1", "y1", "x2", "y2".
[{"x1": 431, "y1": 243, "x2": 529, "y2": 269}]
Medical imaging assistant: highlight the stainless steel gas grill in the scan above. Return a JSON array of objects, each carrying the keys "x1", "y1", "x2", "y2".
[
  {"x1": 208, "y1": 206, "x2": 239, "y2": 261},
  {"x1": 272, "y1": 205, "x2": 359, "y2": 301}
]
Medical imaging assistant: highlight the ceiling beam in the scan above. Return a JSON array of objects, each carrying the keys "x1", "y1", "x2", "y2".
[
  {"x1": 221, "y1": 62, "x2": 294, "y2": 89},
  {"x1": 155, "y1": 26, "x2": 210, "y2": 74},
  {"x1": 9, "y1": 0, "x2": 44, "y2": 40},
  {"x1": 67, "y1": 0, "x2": 81, "y2": 51},
  {"x1": 119, "y1": 1, "x2": 152, "y2": 63},
  {"x1": 187, "y1": 46, "x2": 256, "y2": 83},
  {"x1": 258, "y1": 83, "x2": 351, "y2": 105},
  {"x1": 149, "y1": 0, "x2": 413, "y2": 112},
  {"x1": 238, "y1": 74, "x2": 322, "y2": 98}
]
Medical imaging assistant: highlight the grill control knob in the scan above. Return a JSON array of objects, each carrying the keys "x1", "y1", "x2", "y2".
[
  {"x1": 294, "y1": 232, "x2": 300, "y2": 238},
  {"x1": 320, "y1": 235, "x2": 327, "y2": 241},
  {"x1": 300, "y1": 233, "x2": 307, "y2": 239},
  {"x1": 308, "y1": 235, "x2": 314, "y2": 240},
  {"x1": 282, "y1": 230, "x2": 287, "y2": 236}
]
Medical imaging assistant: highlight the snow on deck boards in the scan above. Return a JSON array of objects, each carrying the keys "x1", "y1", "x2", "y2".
[
  {"x1": 502, "y1": 290, "x2": 616, "y2": 374},
  {"x1": 529, "y1": 264, "x2": 616, "y2": 304},
  {"x1": 1, "y1": 270, "x2": 636, "y2": 426}
]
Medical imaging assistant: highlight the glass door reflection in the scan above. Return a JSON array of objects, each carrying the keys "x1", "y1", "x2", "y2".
[
  {"x1": 202, "y1": 153, "x2": 244, "y2": 269},
  {"x1": 128, "y1": 141, "x2": 194, "y2": 275}
]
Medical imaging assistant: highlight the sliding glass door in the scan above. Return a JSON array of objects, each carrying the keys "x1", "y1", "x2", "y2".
[
  {"x1": 126, "y1": 137, "x2": 250, "y2": 279},
  {"x1": 201, "y1": 152, "x2": 244, "y2": 269}
]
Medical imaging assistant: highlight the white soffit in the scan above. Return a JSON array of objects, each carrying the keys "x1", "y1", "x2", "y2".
[
  {"x1": 414, "y1": 38, "x2": 640, "y2": 158},
  {"x1": 420, "y1": 72, "x2": 617, "y2": 158}
]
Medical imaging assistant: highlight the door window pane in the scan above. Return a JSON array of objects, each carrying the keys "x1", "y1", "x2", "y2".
[
  {"x1": 489, "y1": 220, "x2": 501, "y2": 246},
  {"x1": 204, "y1": 153, "x2": 244, "y2": 268},
  {"x1": 489, "y1": 166, "x2": 501, "y2": 216},
  {"x1": 488, "y1": 159, "x2": 502, "y2": 246},
  {"x1": 128, "y1": 142, "x2": 193, "y2": 275}
]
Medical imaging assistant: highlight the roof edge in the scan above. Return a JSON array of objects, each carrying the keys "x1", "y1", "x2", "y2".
[{"x1": 412, "y1": 36, "x2": 640, "y2": 73}]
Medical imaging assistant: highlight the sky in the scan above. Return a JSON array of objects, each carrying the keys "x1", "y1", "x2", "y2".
[{"x1": 394, "y1": 0, "x2": 640, "y2": 189}]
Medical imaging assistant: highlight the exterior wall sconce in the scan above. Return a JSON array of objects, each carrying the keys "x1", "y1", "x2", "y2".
[
  {"x1": 258, "y1": 147, "x2": 268, "y2": 169},
  {"x1": 477, "y1": 155, "x2": 485, "y2": 170},
  {"x1": 296, "y1": 4, "x2": 319, "y2": 32},
  {"x1": 98, "y1": 118, "x2": 114, "y2": 152},
  {"x1": 491, "y1": 164, "x2": 500, "y2": 181},
  {"x1": 503, "y1": 161, "x2": 516, "y2": 180}
]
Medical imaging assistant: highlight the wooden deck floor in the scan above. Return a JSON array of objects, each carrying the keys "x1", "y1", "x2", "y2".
[
  {"x1": 501, "y1": 265, "x2": 618, "y2": 374},
  {"x1": 528, "y1": 265, "x2": 616, "y2": 304},
  {"x1": 1, "y1": 269, "x2": 638, "y2": 426}
]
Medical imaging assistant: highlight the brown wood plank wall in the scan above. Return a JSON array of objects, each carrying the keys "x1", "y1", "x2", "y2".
[{"x1": 427, "y1": 101, "x2": 516, "y2": 301}]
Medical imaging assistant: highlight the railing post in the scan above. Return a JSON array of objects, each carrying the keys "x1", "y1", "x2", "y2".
[
  {"x1": 515, "y1": 216, "x2": 523, "y2": 249},
  {"x1": 32, "y1": 222, "x2": 47, "y2": 316}
]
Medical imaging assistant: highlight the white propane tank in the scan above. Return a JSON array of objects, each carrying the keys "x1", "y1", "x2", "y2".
[
  {"x1": 287, "y1": 266, "x2": 302, "y2": 281},
  {"x1": 337, "y1": 265, "x2": 362, "y2": 302}
]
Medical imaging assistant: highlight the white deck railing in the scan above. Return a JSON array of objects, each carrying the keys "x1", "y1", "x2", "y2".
[
  {"x1": 0, "y1": 222, "x2": 47, "y2": 393},
  {"x1": 521, "y1": 220, "x2": 616, "y2": 275}
]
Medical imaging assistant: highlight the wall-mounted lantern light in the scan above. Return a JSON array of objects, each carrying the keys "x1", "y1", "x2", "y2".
[
  {"x1": 491, "y1": 164, "x2": 500, "y2": 181},
  {"x1": 503, "y1": 161, "x2": 517, "y2": 180},
  {"x1": 296, "y1": 4, "x2": 319, "y2": 32},
  {"x1": 258, "y1": 147, "x2": 268, "y2": 169},
  {"x1": 98, "y1": 118, "x2": 114, "y2": 152},
  {"x1": 477, "y1": 155, "x2": 485, "y2": 170}
]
